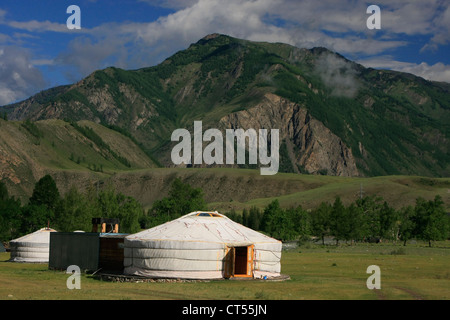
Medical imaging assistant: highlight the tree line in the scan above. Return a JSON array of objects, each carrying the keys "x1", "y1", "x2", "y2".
[
  {"x1": 0, "y1": 176, "x2": 210, "y2": 242},
  {"x1": 0, "y1": 175, "x2": 143, "y2": 242},
  {"x1": 142, "y1": 179, "x2": 449, "y2": 247},
  {"x1": 1, "y1": 176, "x2": 448, "y2": 247},
  {"x1": 226, "y1": 195, "x2": 449, "y2": 247}
]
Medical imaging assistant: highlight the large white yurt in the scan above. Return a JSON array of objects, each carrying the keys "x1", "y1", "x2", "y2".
[
  {"x1": 9, "y1": 228, "x2": 57, "y2": 263},
  {"x1": 124, "y1": 211, "x2": 282, "y2": 280}
]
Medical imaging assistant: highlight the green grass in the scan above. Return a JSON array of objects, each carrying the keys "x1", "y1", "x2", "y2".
[{"x1": 1, "y1": 241, "x2": 449, "y2": 300}]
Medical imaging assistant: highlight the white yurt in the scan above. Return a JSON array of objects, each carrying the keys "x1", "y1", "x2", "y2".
[
  {"x1": 9, "y1": 228, "x2": 57, "y2": 263},
  {"x1": 123, "y1": 211, "x2": 282, "y2": 280}
]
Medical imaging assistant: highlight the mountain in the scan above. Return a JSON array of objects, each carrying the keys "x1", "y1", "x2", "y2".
[{"x1": 2, "y1": 34, "x2": 449, "y2": 180}]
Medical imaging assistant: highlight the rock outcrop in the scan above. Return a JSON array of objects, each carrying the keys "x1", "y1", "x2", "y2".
[{"x1": 219, "y1": 93, "x2": 360, "y2": 176}]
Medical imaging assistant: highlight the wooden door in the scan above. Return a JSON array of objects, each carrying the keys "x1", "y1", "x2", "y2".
[{"x1": 223, "y1": 246, "x2": 235, "y2": 278}]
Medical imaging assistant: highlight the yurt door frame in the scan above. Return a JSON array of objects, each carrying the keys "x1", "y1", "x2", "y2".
[{"x1": 224, "y1": 245, "x2": 254, "y2": 278}]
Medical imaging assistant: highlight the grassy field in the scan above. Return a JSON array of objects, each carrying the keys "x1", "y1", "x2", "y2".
[{"x1": 1, "y1": 241, "x2": 449, "y2": 300}]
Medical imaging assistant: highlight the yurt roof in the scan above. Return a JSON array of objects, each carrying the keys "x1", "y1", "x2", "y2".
[
  {"x1": 126, "y1": 211, "x2": 280, "y2": 246},
  {"x1": 10, "y1": 228, "x2": 57, "y2": 245}
]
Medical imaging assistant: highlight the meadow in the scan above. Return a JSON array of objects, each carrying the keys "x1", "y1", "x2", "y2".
[{"x1": 1, "y1": 241, "x2": 448, "y2": 300}]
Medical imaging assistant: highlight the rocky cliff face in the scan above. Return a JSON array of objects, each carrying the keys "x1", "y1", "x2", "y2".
[{"x1": 219, "y1": 93, "x2": 360, "y2": 176}]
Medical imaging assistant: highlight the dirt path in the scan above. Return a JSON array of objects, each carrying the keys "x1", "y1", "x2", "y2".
[
  {"x1": 394, "y1": 286, "x2": 425, "y2": 300},
  {"x1": 373, "y1": 286, "x2": 425, "y2": 300}
]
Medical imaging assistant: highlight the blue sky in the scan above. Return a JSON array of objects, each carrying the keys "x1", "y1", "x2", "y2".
[{"x1": 1, "y1": 0, "x2": 449, "y2": 105}]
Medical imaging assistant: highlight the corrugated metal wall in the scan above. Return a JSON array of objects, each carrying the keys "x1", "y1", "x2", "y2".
[{"x1": 49, "y1": 233, "x2": 100, "y2": 271}]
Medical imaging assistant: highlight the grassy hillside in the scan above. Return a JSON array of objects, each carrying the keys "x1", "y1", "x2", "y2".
[
  {"x1": 1, "y1": 116, "x2": 448, "y2": 210},
  {"x1": 0, "y1": 118, "x2": 155, "y2": 200},
  {"x1": 103, "y1": 168, "x2": 450, "y2": 212}
]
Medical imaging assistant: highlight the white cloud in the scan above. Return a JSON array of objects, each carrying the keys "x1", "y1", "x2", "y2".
[
  {"x1": 0, "y1": 7, "x2": 88, "y2": 34},
  {"x1": 358, "y1": 56, "x2": 450, "y2": 83},
  {"x1": 0, "y1": 46, "x2": 47, "y2": 105},
  {"x1": 377, "y1": 0, "x2": 439, "y2": 35},
  {"x1": 292, "y1": 32, "x2": 407, "y2": 56},
  {"x1": 316, "y1": 51, "x2": 360, "y2": 98},
  {"x1": 406, "y1": 62, "x2": 450, "y2": 83},
  {"x1": 421, "y1": 4, "x2": 450, "y2": 52},
  {"x1": 7, "y1": 20, "x2": 69, "y2": 33}
]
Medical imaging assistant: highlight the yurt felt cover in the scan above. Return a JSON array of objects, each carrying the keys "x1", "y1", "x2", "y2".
[
  {"x1": 9, "y1": 228, "x2": 57, "y2": 263},
  {"x1": 124, "y1": 212, "x2": 282, "y2": 279}
]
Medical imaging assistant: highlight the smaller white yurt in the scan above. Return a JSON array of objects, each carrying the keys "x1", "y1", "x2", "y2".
[
  {"x1": 124, "y1": 211, "x2": 282, "y2": 280},
  {"x1": 9, "y1": 228, "x2": 57, "y2": 263}
]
